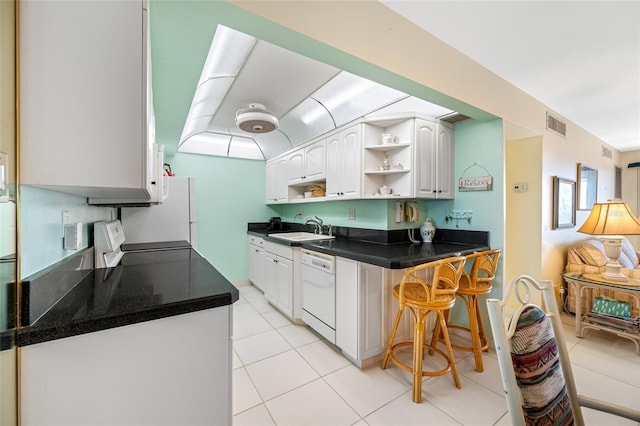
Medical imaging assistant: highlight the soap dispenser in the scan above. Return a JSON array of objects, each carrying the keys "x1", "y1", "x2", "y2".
[{"x1": 420, "y1": 218, "x2": 435, "y2": 243}]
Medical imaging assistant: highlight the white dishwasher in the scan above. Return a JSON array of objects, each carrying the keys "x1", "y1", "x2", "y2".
[{"x1": 300, "y1": 249, "x2": 336, "y2": 344}]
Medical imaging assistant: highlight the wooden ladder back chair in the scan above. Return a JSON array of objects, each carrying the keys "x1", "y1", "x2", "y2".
[
  {"x1": 486, "y1": 274, "x2": 640, "y2": 425},
  {"x1": 433, "y1": 249, "x2": 501, "y2": 372},
  {"x1": 381, "y1": 255, "x2": 466, "y2": 403}
]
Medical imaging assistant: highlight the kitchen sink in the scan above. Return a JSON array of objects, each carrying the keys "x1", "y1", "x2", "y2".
[{"x1": 268, "y1": 232, "x2": 336, "y2": 242}]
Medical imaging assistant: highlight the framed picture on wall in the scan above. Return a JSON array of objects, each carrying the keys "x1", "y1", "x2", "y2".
[{"x1": 552, "y1": 176, "x2": 576, "y2": 229}]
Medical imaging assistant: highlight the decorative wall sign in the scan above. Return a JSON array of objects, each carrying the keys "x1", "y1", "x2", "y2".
[
  {"x1": 458, "y1": 163, "x2": 493, "y2": 191},
  {"x1": 552, "y1": 176, "x2": 576, "y2": 229}
]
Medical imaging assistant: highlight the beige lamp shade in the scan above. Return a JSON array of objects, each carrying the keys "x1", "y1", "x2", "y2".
[
  {"x1": 577, "y1": 201, "x2": 640, "y2": 235},
  {"x1": 577, "y1": 201, "x2": 640, "y2": 280}
]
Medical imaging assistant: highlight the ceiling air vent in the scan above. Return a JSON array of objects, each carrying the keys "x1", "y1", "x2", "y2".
[
  {"x1": 546, "y1": 112, "x2": 566, "y2": 137},
  {"x1": 439, "y1": 112, "x2": 470, "y2": 124}
]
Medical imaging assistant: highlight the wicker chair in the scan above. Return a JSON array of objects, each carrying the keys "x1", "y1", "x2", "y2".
[
  {"x1": 486, "y1": 275, "x2": 640, "y2": 425},
  {"x1": 431, "y1": 249, "x2": 501, "y2": 372},
  {"x1": 381, "y1": 256, "x2": 466, "y2": 403}
]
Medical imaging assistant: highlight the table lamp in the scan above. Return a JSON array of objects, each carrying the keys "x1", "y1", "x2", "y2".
[{"x1": 577, "y1": 201, "x2": 640, "y2": 281}]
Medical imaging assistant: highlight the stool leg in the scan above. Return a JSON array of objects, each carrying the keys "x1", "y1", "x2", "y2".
[
  {"x1": 412, "y1": 309, "x2": 428, "y2": 403},
  {"x1": 428, "y1": 312, "x2": 440, "y2": 356},
  {"x1": 467, "y1": 295, "x2": 484, "y2": 372},
  {"x1": 475, "y1": 297, "x2": 489, "y2": 352},
  {"x1": 428, "y1": 308, "x2": 449, "y2": 355},
  {"x1": 382, "y1": 305, "x2": 404, "y2": 369},
  {"x1": 438, "y1": 310, "x2": 461, "y2": 389}
]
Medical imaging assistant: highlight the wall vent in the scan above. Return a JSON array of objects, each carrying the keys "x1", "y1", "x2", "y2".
[
  {"x1": 546, "y1": 112, "x2": 566, "y2": 137},
  {"x1": 440, "y1": 112, "x2": 470, "y2": 124},
  {"x1": 602, "y1": 145, "x2": 613, "y2": 159}
]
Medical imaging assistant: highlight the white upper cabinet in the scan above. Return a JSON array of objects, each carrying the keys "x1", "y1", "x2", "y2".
[
  {"x1": 326, "y1": 125, "x2": 362, "y2": 199},
  {"x1": 20, "y1": 0, "x2": 156, "y2": 200},
  {"x1": 287, "y1": 139, "x2": 326, "y2": 184},
  {"x1": 414, "y1": 118, "x2": 455, "y2": 199},
  {"x1": 265, "y1": 157, "x2": 288, "y2": 204},
  {"x1": 264, "y1": 113, "x2": 454, "y2": 203}
]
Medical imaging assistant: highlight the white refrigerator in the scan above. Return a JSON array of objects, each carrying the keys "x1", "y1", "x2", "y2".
[{"x1": 120, "y1": 176, "x2": 197, "y2": 248}]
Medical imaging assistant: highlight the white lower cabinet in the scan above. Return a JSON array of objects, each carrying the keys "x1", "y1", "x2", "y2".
[
  {"x1": 337, "y1": 258, "x2": 407, "y2": 366},
  {"x1": 21, "y1": 307, "x2": 233, "y2": 426},
  {"x1": 248, "y1": 237, "x2": 266, "y2": 291},
  {"x1": 262, "y1": 241, "x2": 302, "y2": 320},
  {"x1": 336, "y1": 257, "x2": 359, "y2": 359},
  {"x1": 265, "y1": 252, "x2": 293, "y2": 317}
]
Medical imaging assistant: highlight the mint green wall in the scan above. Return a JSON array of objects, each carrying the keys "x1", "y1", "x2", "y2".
[
  {"x1": 20, "y1": 186, "x2": 115, "y2": 279},
  {"x1": 427, "y1": 119, "x2": 505, "y2": 249},
  {"x1": 432, "y1": 119, "x2": 505, "y2": 326},
  {"x1": 169, "y1": 153, "x2": 278, "y2": 281}
]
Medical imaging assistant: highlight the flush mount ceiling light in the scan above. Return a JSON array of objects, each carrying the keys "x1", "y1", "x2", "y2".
[{"x1": 235, "y1": 103, "x2": 279, "y2": 133}]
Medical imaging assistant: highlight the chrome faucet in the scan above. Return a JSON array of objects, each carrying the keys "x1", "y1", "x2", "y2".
[{"x1": 304, "y1": 216, "x2": 324, "y2": 234}]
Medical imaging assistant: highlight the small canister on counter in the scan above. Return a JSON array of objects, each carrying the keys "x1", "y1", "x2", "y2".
[{"x1": 420, "y1": 219, "x2": 435, "y2": 243}]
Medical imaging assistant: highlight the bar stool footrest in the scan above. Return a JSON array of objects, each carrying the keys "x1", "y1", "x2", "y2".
[
  {"x1": 447, "y1": 324, "x2": 489, "y2": 353},
  {"x1": 386, "y1": 341, "x2": 454, "y2": 378}
]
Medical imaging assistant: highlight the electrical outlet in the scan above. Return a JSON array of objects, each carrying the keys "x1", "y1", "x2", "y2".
[
  {"x1": 513, "y1": 182, "x2": 528, "y2": 192},
  {"x1": 61, "y1": 210, "x2": 69, "y2": 237},
  {"x1": 347, "y1": 208, "x2": 356, "y2": 220}
]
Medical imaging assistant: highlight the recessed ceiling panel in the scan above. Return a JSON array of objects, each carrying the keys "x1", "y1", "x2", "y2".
[
  {"x1": 253, "y1": 131, "x2": 292, "y2": 159},
  {"x1": 178, "y1": 132, "x2": 230, "y2": 156},
  {"x1": 179, "y1": 26, "x2": 458, "y2": 160},
  {"x1": 197, "y1": 25, "x2": 256, "y2": 86},
  {"x1": 228, "y1": 136, "x2": 265, "y2": 160},
  {"x1": 180, "y1": 115, "x2": 214, "y2": 143},
  {"x1": 187, "y1": 77, "x2": 233, "y2": 120},
  {"x1": 212, "y1": 40, "x2": 340, "y2": 133},
  {"x1": 312, "y1": 72, "x2": 408, "y2": 127},
  {"x1": 278, "y1": 98, "x2": 335, "y2": 147}
]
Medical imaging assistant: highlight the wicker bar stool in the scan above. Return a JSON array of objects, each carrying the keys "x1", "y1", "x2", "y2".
[
  {"x1": 381, "y1": 256, "x2": 466, "y2": 403},
  {"x1": 431, "y1": 249, "x2": 500, "y2": 372}
]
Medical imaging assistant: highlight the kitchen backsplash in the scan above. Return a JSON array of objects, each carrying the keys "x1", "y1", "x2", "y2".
[{"x1": 20, "y1": 186, "x2": 115, "y2": 278}]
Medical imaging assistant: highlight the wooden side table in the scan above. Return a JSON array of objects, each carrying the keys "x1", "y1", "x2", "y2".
[{"x1": 562, "y1": 272, "x2": 640, "y2": 355}]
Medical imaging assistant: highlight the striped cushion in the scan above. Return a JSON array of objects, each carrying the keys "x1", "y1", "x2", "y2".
[{"x1": 510, "y1": 306, "x2": 574, "y2": 426}]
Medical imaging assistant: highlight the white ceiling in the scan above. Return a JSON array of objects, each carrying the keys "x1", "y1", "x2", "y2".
[{"x1": 381, "y1": 0, "x2": 640, "y2": 152}]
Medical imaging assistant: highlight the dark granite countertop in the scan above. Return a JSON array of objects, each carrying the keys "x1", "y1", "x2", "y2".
[
  {"x1": 249, "y1": 226, "x2": 490, "y2": 269},
  {"x1": 18, "y1": 243, "x2": 239, "y2": 346}
]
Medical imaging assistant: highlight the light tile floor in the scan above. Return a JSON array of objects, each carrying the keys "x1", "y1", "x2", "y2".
[{"x1": 232, "y1": 283, "x2": 640, "y2": 425}]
